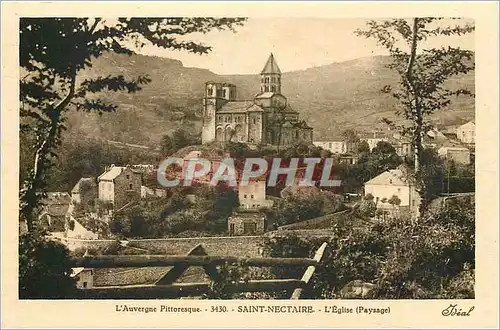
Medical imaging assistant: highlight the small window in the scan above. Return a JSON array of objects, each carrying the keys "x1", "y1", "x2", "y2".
[
  {"x1": 129, "y1": 184, "x2": 133, "y2": 190},
  {"x1": 244, "y1": 194, "x2": 247, "y2": 198},
  {"x1": 126, "y1": 175, "x2": 130, "y2": 180},
  {"x1": 83, "y1": 282, "x2": 88, "y2": 288},
  {"x1": 389, "y1": 179, "x2": 393, "y2": 184},
  {"x1": 253, "y1": 118, "x2": 256, "y2": 124},
  {"x1": 251, "y1": 194, "x2": 254, "y2": 199}
]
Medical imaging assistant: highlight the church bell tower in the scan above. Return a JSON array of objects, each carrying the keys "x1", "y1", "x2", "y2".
[{"x1": 260, "y1": 53, "x2": 282, "y2": 94}]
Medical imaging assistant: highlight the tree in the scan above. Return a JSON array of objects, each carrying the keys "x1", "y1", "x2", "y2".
[
  {"x1": 356, "y1": 18, "x2": 474, "y2": 218},
  {"x1": 19, "y1": 232, "x2": 76, "y2": 298},
  {"x1": 341, "y1": 129, "x2": 360, "y2": 153},
  {"x1": 357, "y1": 140, "x2": 371, "y2": 155},
  {"x1": 262, "y1": 195, "x2": 475, "y2": 299},
  {"x1": 370, "y1": 141, "x2": 402, "y2": 172},
  {"x1": 20, "y1": 17, "x2": 246, "y2": 231}
]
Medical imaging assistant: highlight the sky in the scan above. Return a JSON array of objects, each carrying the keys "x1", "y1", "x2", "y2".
[{"x1": 137, "y1": 18, "x2": 475, "y2": 75}]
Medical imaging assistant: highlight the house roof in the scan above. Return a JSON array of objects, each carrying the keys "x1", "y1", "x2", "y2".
[
  {"x1": 217, "y1": 101, "x2": 258, "y2": 113},
  {"x1": 438, "y1": 146, "x2": 470, "y2": 152},
  {"x1": 98, "y1": 165, "x2": 140, "y2": 181},
  {"x1": 261, "y1": 53, "x2": 281, "y2": 74},
  {"x1": 255, "y1": 92, "x2": 276, "y2": 99},
  {"x1": 365, "y1": 169, "x2": 408, "y2": 186},
  {"x1": 284, "y1": 105, "x2": 299, "y2": 114},
  {"x1": 71, "y1": 177, "x2": 95, "y2": 193},
  {"x1": 71, "y1": 267, "x2": 89, "y2": 277},
  {"x1": 98, "y1": 166, "x2": 125, "y2": 181},
  {"x1": 295, "y1": 120, "x2": 312, "y2": 129},
  {"x1": 457, "y1": 121, "x2": 475, "y2": 130}
]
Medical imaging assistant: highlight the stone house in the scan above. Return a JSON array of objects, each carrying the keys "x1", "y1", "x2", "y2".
[
  {"x1": 227, "y1": 178, "x2": 273, "y2": 236},
  {"x1": 438, "y1": 146, "x2": 471, "y2": 165},
  {"x1": 71, "y1": 268, "x2": 94, "y2": 289},
  {"x1": 313, "y1": 140, "x2": 346, "y2": 154},
  {"x1": 238, "y1": 179, "x2": 274, "y2": 210},
  {"x1": 339, "y1": 154, "x2": 358, "y2": 165},
  {"x1": 456, "y1": 121, "x2": 475, "y2": 144},
  {"x1": 38, "y1": 192, "x2": 72, "y2": 233},
  {"x1": 228, "y1": 211, "x2": 266, "y2": 236},
  {"x1": 393, "y1": 138, "x2": 413, "y2": 158},
  {"x1": 364, "y1": 169, "x2": 419, "y2": 210},
  {"x1": 97, "y1": 165, "x2": 142, "y2": 209},
  {"x1": 71, "y1": 177, "x2": 97, "y2": 205}
]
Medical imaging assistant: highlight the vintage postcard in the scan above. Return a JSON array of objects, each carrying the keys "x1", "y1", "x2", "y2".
[{"x1": 1, "y1": 1, "x2": 499, "y2": 329}]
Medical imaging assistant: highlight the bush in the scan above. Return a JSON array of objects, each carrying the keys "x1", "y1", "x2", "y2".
[
  {"x1": 19, "y1": 233, "x2": 76, "y2": 299},
  {"x1": 260, "y1": 197, "x2": 475, "y2": 299}
]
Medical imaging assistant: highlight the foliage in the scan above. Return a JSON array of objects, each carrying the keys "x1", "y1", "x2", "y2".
[
  {"x1": 265, "y1": 191, "x2": 344, "y2": 228},
  {"x1": 261, "y1": 196, "x2": 475, "y2": 299},
  {"x1": 109, "y1": 185, "x2": 239, "y2": 238},
  {"x1": 278, "y1": 142, "x2": 327, "y2": 159},
  {"x1": 342, "y1": 129, "x2": 361, "y2": 152},
  {"x1": 19, "y1": 232, "x2": 76, "y2": 298},
  {"x1": 20, "y1": 17, "x2": 246, "y2": 231},
  {"x1": 202, "y1": 263, "x2": 253, "y2": 300},
  {"x1": 160, "y1": 123, "x2": 202, "y2": 156},
  {"x1": 355, "y1": 18, "x2": 474, "y2": 217},
  {"x1": 337, "y1": 140, "x2": 402, "y2": 193}
]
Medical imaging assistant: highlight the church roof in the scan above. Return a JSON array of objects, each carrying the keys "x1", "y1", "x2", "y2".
[
  {"x1": 295, "y1": 120, "x2": 313, "y2": 129},
  {"x1": 218, "y1": 101, "x2": 263, "y2": 113},
  {"x1": 255, "y1": 92, "x2": 277, "y2": 99},
  {"x1": 261, "y1": 53, "x2": 281, "y2": 75},
  {"x1": 284, "y1": 105, "x2": 299, "y2": 114}
]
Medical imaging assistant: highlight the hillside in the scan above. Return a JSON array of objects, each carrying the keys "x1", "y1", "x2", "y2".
[{"x1": 64, "y1": 52, "x2": 475, "y2": 145}]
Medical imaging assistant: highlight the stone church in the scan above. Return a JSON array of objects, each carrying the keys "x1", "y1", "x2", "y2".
[{"x1": 201, "y1": 54, "x2": 313, "y2": 146}]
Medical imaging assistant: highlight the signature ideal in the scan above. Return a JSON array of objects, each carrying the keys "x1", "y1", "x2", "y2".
[{"x1": 442, "y1": 304, "x2": 475, "y2": 317}]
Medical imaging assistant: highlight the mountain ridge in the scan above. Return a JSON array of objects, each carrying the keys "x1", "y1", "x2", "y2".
[{"x1": 65, "y1": 52, "x2": 474, "y2": 146}]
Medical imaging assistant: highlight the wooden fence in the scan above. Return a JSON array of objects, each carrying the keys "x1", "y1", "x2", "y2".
[{"x1": 70, "y1": 242, "x2": 327, "y2": 299}]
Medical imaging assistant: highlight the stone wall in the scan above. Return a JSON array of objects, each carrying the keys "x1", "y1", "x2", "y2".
[
  {"x1": 128, "y1": 236, "x2": 265, "y2": 257},
  {"x1": 57, "y1": 235, "x2": 266, "y2": 257},
  {"x1": 278, "y1": 210, "x2": 351, "y2": 230}
]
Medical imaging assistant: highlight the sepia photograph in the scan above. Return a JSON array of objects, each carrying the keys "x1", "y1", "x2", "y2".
[
  {"x1": 17, "y1": 15, "x2": 478, "y2": 301},
  {"x1": 2, "y1": 1, "x2": 499, "y2": 328}
]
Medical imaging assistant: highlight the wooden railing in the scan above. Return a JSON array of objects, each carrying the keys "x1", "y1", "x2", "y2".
[{"x1": 70, "y1": 242, "x2": 327, "y2": 299}]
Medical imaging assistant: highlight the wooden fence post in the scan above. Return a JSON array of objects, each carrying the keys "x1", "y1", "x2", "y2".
[
  {"x1": 155, "y1": 244, "x2": 220, "y2": 285},
  {"x1": 290, "y1": 242, "x2": 327, "y2": 299}
]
